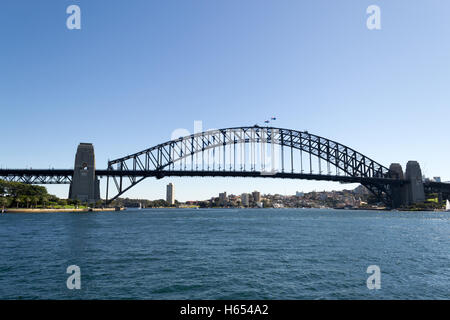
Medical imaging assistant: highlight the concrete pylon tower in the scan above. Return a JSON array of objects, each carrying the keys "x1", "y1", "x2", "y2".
[
  {"x1": 389, "y1": 163, "x2": 407, "y2": 208},
  {"x1": 69, "y1": 143, "x2": 100, "y2": 203},
  {"x1": 404, "y1": 161, "x2": 425, "y2": 205}
]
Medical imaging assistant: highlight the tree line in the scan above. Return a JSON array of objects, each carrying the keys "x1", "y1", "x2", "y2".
[{"x1": 0, "y1": 179, "x2": 84, "y2": 209}]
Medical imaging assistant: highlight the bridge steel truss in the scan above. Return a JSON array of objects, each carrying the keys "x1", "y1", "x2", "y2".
[
  {"x1": 0, "y1": 169, "x2": 73, "y2": 184},
  {"x1": 105, "y1": 126, "x2": 401, "y2": 205}
]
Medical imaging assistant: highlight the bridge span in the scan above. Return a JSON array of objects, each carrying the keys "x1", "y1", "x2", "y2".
[{"x1": 1, "y1": 126, "x2": 448, "y2": 208}]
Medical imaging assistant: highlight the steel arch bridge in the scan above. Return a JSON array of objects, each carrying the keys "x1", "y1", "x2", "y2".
[{"x1": 104, "y1": 126, "x2": 403, "y2": 204}]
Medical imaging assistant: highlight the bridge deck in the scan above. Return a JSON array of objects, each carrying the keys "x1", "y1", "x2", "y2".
[{"x1": 0, "y1": 168, "x2": 406, "y2": 185}]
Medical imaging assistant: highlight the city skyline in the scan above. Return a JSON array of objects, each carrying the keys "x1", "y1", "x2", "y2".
[
  {"x1": 1, "y1": 1, "x2": 450, "y2": 201},
  {"x1": 110, "y1": 173, "x2": 446, "y2": 204}
]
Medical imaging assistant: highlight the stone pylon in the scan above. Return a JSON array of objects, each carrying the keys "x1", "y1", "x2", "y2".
[
  {"x1": 389, "y1": 163, "x2": 407, "y2": 208},
  {"x1": 69, "y1": 143, "x2": 100, "y2": 203},
  {"x1": 404, "y1": 161, "x2": 425, "y2": 205}
]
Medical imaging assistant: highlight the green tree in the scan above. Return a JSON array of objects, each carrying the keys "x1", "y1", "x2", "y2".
[
  {"x1": 0, "y1": 180, "x2": 6, "y2": 196},
  {"x1": 6, "y1": 197, "x2": 12, "y2": 209},
  {"x1": 48, "y1": 194, "x2": 59, "y2": 204},
  {"x1": 25, "y1": 196, "x2": 31, "y2": 208},
  {"x1": 31, "y1": 196, "x2": 39, "y2": 208},
  {"x1": 41, "y1": 195, "x2": 49, "y2": 208},
  {"x1": 0, "y1": 180, "x2": 56, "y2": 208},
  {"x1": 0, "y1": 197, "x2": 7, "y2": 210},
  {"x1": 15, "y1": 197, "x2": 22, "y2": 208}
]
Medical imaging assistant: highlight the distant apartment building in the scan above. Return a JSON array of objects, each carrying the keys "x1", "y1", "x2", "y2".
[
  {"x1": 252, "y1": 191, "x2": 261, "y2": 202},
  {"x1": 319, "y1": 193, "x2": 328, "y2": 201},
  {"x1": 219, "y1": 192, "x2": 227, "y2": 206},
  {"x1": 166, "y1": 183, "x2": 175, "y2": 205},
  {"x1": 241, "y1": 193, "x2": 249, "y2": 207}
]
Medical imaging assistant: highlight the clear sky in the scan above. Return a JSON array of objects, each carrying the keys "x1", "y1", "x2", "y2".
[{"x1": 1, "y1": 1, "x2": 449, "y2": 201}]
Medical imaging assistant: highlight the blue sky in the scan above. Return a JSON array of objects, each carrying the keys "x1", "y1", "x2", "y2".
[{"x1": 1, "y1": 1, "x2": 449, "y2": 201}]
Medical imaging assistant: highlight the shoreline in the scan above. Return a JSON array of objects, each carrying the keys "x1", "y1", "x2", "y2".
[
  {"x1": 2, "y1": 207, "x2": 444, "y2": 213},
  {"x1": 2, "y1": 207, "x2": 124, "y2": 213}
]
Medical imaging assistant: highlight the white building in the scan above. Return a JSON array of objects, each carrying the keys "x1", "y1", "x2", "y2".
[{"x1": 166, "y1": 183, "x2": 175, "y2": 205}]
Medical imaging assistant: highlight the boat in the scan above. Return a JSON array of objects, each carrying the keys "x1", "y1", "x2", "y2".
[{"x1": 446, "y1": 200, "x2": 450, "y2": 212}]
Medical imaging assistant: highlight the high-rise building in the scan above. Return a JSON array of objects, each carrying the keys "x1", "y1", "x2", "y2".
[
  {"x1": 252, "y1": 191, "x2": 261, "y2": 202},
  {"x1": 241, "y1": 193, "x2": 249, "y2": 207},
  {"x1": 219, "y1": 192, "x2": 227, "y2": 205},
  {"x1": 166, "y1": 183, "x2": 175, "y2": 205}
]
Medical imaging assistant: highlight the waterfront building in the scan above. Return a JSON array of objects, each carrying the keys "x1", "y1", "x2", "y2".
[
  {"x1": 252, "y1": 191, "x2": 261, "y2": 202},
  {"x1": 166, "y1": 183, "x2": 175, "y2": 205},
  {"x1": 241, "y1": 193, "x2": 249, "y2": 207},
  {"x1": 219, "y1": 192, "x2": 227, "y2": 206}
]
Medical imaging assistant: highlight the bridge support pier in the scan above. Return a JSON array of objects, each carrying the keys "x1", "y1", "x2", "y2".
[
  {"x1": 389, "y1": 163, "x2": 407, "y2": 208},
  {"x1": 405, "y1": 161, "x2": 425, "y2": 205},
  {"x1": 69, "y1": 143, "x2": 100, "y2": 204},
  {"x1": 389, "y1": 161, "x2": 426, "y2": 208}
]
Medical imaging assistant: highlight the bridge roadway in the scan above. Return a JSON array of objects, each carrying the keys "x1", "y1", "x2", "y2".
[
  {"x1": 2, "y1": 168, "x2": 450, "y2": 204},
  {"x1": 0, "y1": 168, "x2": 408, "y2": 185},
  {"x1": 4, "y1": 169, "x2": 450, "y2": 192}
]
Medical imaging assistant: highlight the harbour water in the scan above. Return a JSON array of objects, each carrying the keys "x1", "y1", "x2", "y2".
[{"x1": 0, "y1": 208, "x2": 448, "y2": 299}]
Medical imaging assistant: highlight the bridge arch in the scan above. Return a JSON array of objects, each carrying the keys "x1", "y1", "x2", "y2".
[{"x1": 105, "y1": 126, "x2": 394, "y2": 204}]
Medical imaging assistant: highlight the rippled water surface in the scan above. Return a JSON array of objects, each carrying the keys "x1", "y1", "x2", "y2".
[{"x1": 0, "y1": 208, "x2": 449, "y2": 299}]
